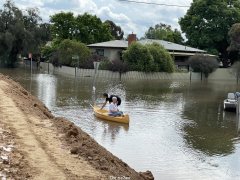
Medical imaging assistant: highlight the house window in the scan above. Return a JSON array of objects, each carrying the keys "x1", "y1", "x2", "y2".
[{"x1": 96, "y1": 49, "x2": 104, "y2": 56}]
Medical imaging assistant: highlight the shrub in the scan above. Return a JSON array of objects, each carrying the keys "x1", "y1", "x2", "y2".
[
  {"x1": 50, "y1": 51, "x2": 61, "y2": 67},
  {"x1": 109, "y1": 59, "x2": 128, "y2": 72},
  {"x1": 146, "y1": 43, "x2": 174, "y2": 72},
  {"x1": 45, "y1": 39, "x2": 91, "y2": 67},
  {"x1": 99, "y1": 58, "x2": 111, "y2": 70},
  {"x1": 57, "y1": 39, "x2": 91, "y2": 67},
  {"x1": 123, "y1": 42, "x2": 174, "y2": 72},
  {"x1": 123, "y1": 42, "x2": 155, "y2": 72},
  {"x1": 189, "y1": 54, "x2": 218, "y2": 78}
]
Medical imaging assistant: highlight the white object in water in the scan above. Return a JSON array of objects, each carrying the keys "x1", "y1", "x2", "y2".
[{"x1": 224, "y1": 93, "x2": 237, "y2": 110}]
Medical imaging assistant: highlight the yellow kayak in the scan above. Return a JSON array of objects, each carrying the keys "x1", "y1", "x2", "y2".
[{"x1": 93, "y1": 106, "x2": 129, "y2": 124}]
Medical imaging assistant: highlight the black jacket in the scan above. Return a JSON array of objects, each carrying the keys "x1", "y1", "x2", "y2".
[{"x1": 106, "y1": 95, "x2": 121, "y2": 106}]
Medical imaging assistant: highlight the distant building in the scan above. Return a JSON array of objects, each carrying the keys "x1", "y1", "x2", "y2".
[{"x1": 87, "y1": 34, "x2": 211, "y2": 71}]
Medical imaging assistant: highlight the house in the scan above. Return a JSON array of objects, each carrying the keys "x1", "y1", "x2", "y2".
[{"x1": 87, "y1": 34, "x2": 209, "y2": 70}]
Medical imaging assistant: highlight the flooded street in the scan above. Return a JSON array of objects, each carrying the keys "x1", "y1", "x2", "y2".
[{"x1": 1, "y1": 68, "x2": 240, "y2": 180}]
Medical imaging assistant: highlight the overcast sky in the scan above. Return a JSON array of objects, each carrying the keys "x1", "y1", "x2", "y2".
[{"x1": 1, "y1": 0, "x2": 193, "y2": 38}]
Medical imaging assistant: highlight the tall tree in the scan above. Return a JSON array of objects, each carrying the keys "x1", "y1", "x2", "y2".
[
  {"x1": 23, "y1": 8, "x2": 50, "y2": 54},
  {"x1": 39, "y1": 23, "x2": 52, "y2": 42},
  {"x1": 105, "y1": 20, "x2": 124, "y2": 40},
  {"x1": 50, "y1": 12, "x2": 113, "y2": 44},
  {"x1": 75, "y1": 13, "x2": 112, "y2": 44},
  {"x1": 50, "y1": 12, "x2": 75, "y2": 41},
  {"x1": 144, "y1": 23, "x2": 184, "y2": 44},
  {"x1": 179, "y1": 0, "x2": 240, "y2": 67},
  {"x1": 0, "y1": 0, "x2": 50, "y2": 67},
  {"x1": 228, "y1": 23, "x2": 240, "y2": 52}
]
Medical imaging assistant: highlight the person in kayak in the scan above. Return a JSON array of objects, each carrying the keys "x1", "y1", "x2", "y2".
[
  {"x1": 101, "y1": 93, "x2": 121, "y2": 110},
  {"x1": 108, "y1": 97, "x2": 123, "y2": 116}
]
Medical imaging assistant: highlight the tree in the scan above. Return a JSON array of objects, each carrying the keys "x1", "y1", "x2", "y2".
[
  {"x1": 189, "y1": 55, "x2": 218, "y2": 78},
  {"x1": 50, "y1": 12, "x2": 113, "y2": 44},
  {"x1": 228, "y1": 23, "x2": 240, "y2": 52},
  {"x1": 53, "y1": 39, "x2": 90, "y2": 67},
  {"x1": 23, "y1": 8, "x2": 51, "y2": 55},
  {"x1": 179, "y1": 0, "x2": 240, "y2": 67},
  {"x1": 41, "y1": 39, "x2": 58, "y2": 62},
  {"x1": 0, "y1": 0, "x2": 50, "y2": 67},
  {"x1": 227, "y1": 23, "x2": 240, "y2": 64},
  {"x1": 123, "y1": 42, "x2": 175, "y2": 72},
  {"x1": 50, "y1": 12, "x2": 75, "y2": 41},
  {"x1": 145, "y1": 23, "x2": 184, "y2": 44},
  {"x1": 39, "y1": 23, "x2": 52, "y2": 42},
  {"x1": 75, "y1": 13, "x2": 113, "y2": 44},
  {"x1": 123, "y1": 42, "x2": 155, "y2": 72},
  {"x1": 146, "y1": 43, "x2": 174, "y2": 72},
  {"x1": 105, "y1": 20, "x2": 124, "y2": 40},
  {"x1": 123, "y1": 42, "x2": 175, "y2": 73}
]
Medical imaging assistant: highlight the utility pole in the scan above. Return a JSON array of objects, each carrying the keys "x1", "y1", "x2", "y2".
[
  {"x1": 29, "y1": 53, "x2": 32, "y2": 75},
  {"x1": 92, "y1": 61, "x2": 100, "y2": 104},
  {"x1": 72, "y1": 55, "x2": 79, "y2": 77}
]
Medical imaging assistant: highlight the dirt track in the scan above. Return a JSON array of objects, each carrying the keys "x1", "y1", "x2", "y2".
[{"x1": 0, "y1": 74, "x2": 154, "y2": 180}]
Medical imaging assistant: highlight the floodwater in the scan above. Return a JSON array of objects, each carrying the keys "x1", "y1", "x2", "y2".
[{"x1": 1, "y1": 67, "x2": 240, "y2": 180}]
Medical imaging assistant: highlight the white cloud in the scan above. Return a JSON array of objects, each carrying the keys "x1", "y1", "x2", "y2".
[
  {"x1": 0, "y1": 0, "x2": 193, "y2": 38},
  {"x1": 106, "y1": 0, "x2": 192, "y2": 37},
  {"x1": 73, "y1": 0, "x2": 98, "y2": 13},
  {"x1": 97, "y1": 6, "x2": 130, "y2": 23},
  {"x1": 122, "y1": 22, "x2": 142, "y2": 37},
  {"x1": 16, "y1": 0, "x2": 45, "y2": 7},
  {"x1": 39, "y1": 7, "x2": 59, "y2": 22}
]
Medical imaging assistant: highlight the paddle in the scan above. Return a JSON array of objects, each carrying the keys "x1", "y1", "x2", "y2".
[{"x1": 90, "y1": 103, "x2": 101, "y2": 109}]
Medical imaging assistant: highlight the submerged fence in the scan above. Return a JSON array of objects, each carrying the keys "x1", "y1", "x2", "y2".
[{"x1": 34, "y1": 62, "x2": 237, "y2": 81}]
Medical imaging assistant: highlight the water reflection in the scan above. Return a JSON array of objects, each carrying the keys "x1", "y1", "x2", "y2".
[
  {"x1": 182, "y1": 82, "x2": 239, "y2": 156},
  {"x1": 1, "y1": 68, "x2": 240, "y2": 179},
  {"x1": 54, "y1": 76, "x2": 94, "y2": 107},
  {"x1": 95, "y1": 118, "x2": 129, "y2": 144},
  {"x1": 124, "y1": 79, "x2": 174, "y2": 96},
  {"x1": 36, "y1": 74, "x2": 57, "y2": 109},
  {"x1": 237, "y1": 116, "x2": 240, "y2": 133},
  {"x1": 53, "y1": 104, "x2": 129, "y2": 144}
]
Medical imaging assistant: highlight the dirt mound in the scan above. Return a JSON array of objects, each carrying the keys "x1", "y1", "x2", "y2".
[
  {"x1": 0, "y1": 73, "x2": 154, "y2": 180},
  {"x1": 54, "y1": 117, "x2": 154, "y2": 179},
  {"x1": 0, "y1": 123, "x2": 32, "y2": 179}
]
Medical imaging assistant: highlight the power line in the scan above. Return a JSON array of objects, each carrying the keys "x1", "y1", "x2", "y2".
[{"x1": 117, "y1": 0, "x2": 190, "y2": 8}]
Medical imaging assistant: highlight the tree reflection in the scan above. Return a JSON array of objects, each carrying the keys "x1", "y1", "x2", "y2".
[{"x1": 182, "y1": 86, "x2": 238, "y2": 156}]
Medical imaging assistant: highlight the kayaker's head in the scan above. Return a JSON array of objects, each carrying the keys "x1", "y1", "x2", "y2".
[
  {"x1": 112, "y1": 96, "x2": 117, "y2": 103},
  {"x1": 103, "y1": 93, "x2": 108, "y2": 98}
]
